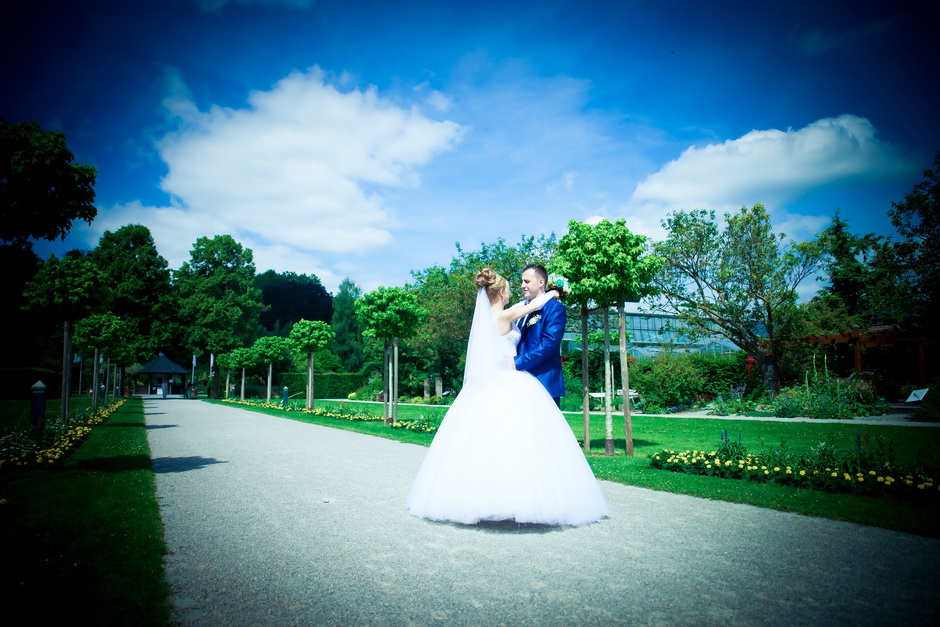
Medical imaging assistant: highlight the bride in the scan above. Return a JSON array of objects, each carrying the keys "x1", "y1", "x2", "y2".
[{"x1": 406, "y1": 268, "x2": 609, "y2": 526}]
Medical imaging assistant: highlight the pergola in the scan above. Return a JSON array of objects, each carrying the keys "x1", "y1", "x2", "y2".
[
  {"x1": 802, "y1": 327, "x2": 931, "y2": 387},
  {"x1": 137, "y1": 353, "x2": 189, "y2": 395}
]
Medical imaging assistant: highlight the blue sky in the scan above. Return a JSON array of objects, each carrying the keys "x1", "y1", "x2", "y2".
[{"x1": 4, "y1": 0, "x2": 938, "y2": 294}]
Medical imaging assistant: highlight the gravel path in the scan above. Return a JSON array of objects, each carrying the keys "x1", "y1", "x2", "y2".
[{"x1": 145, "y1": 397, "x2": 940, "y2": 626}]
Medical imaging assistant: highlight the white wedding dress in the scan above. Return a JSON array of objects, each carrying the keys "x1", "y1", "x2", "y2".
[{"x1": 406, "y1": 289, "x2": 609, "y2": 525}]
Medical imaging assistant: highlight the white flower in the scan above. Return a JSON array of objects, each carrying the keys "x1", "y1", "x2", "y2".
[{"x1": 527, "y1": 314, "x2": 541, "y2": 327}]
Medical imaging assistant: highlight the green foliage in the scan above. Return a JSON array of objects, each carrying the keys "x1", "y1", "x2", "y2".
[
  {"x1": 551, "y1": 218, "x2": 657, "y2": 306},
  {"x1": 652, "y1": 204, "x2": 821, "y2": 395},
  {"x1": 289, "y1": 319, "x2": 334, "y2": 354},
  {"x1": 355, "y1": 286, "x2": 428, "y2": 341},
  {"x1": 255, "y1": 269, "x2": 333, "y2": 331},
  {"x1": 175, "y1": 235, "x2": 264, "y2": 355},
  {"x1": 278, "y1": 371, "x2": 374, "y2": 398},
  {"x1": 450, "y1": 235, "x2": 556, "y2": 302},
  {"x1": 90, "y1": 224, "x2": 175, "y2": 363},
  {"x1": 768, "y1": 357, "x2": 890, "y2": 419},
  {"x1": 650, "y1": 430, "x2": 938, "y2": 501},
  {"x1": 23, "y1": 254, "x2": 109, "y2": 322},
  {"x1": 0, "y1": 118, "x2": 97, "y2": 248},
  {"x1": 73, "y1": 312, "x2": 136, "y2": 365},
  {"x1": 630, "y1": 351, "x2": 706, "y2": 412},
  {"x1": 331, "y1": 277, "x2": 365, "y2": 372},
  {"x1": 887, "y1": 152, "x2": 940, "y2": 336},
  {"x1": 252, "y1": 336, "x2": 290, "y2": 364}
]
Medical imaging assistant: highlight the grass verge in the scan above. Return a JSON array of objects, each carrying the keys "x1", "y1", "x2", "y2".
[
  {"x1": 213, "y1": 398, "x2": 940, "y2": 538},
  {"x1": 0, "y1": 397, "x2": 172, "y2": 625}
]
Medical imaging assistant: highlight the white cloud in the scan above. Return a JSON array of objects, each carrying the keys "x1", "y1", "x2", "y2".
[
  {"x1": 625, "y1": 115, "x2": 912, "y2": 241},
  {"x1": 152, "y1": 65, "x2": 463, "y2": 258}
]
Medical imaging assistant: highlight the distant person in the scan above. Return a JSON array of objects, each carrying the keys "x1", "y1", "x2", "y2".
[{"x1": 407, "y1": 269, "x2": 608, "y2": 526}]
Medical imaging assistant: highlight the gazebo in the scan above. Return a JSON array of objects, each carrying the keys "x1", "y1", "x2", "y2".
[{"x1": 136, "y1": 353, "x2": 189, "y2": 395}]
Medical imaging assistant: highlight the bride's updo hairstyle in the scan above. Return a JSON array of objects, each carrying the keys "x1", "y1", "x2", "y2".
[
  {"x1": 547, "y1": 273, "x2": 569, "y2": 301},
  {"x1": 474, "y1": 268, "x2": 508, "y2": 300}
]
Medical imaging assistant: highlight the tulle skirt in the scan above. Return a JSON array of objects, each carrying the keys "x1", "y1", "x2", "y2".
[{"x1": 406, "y1": 370, "x2": 609, "y2": 526}]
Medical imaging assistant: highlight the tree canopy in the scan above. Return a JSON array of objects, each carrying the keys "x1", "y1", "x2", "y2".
[
  {"x1": 175, "y1": 235, "x2": 264, "y2": 357},
  {"x1": 651, "y1": 204, "x2": 820, "y2": 395},
  {"x1": 255, "y1": 269, "x2": 333, "y2": 332},
  {"x1": 330, "y1": 277, "x2": 365, "y2": 372},
  {"x1": 0, "y1": 119, "x2": 97, "y2": 248}
]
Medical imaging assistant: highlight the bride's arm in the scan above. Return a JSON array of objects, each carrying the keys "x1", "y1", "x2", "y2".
[{"x1": 498, "y1": 290, "x2": 558, "y2": 324}]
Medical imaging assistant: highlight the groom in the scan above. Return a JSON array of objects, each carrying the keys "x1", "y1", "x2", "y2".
[{"x1": 514, "y1": 264, "x2": 567, "y2": 406}]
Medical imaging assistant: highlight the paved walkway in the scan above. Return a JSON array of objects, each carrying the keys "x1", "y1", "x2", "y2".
[{"x1": 145, "y1": 398, "x2": 940, "y2": 626}]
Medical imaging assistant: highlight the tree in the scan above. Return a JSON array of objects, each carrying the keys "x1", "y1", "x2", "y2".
[
  {"x1": 451, "y1": 235, "x2": 556, "y2": 302},
  {"x1": 73, "y1": 313, "x2": 134, "y2": 408},
  {"x1": 289, "y1": 320, "x2": 335, "y2": 410},
  {"x1": 888, "y1": 152, "x2": 940, "y2": 335},
  {"x1": 255, "y1": 270, "x2": 333, "y2": 332},
  {"x1": 229, "y1": 347, "x2": 256, "y2": 400},
  {"x1": 355, "y1": 287, "x2": 428, "y2": 423},
  {"x1": 552, "y1": 219, "x2": 658, "y2": 456},
  {"x1": 252, "y1": 336, "x2": 290, "y2": 403},
  {"x1": 23, "y1": 254, "x2": 108, "y2": 421},
  {"x1": 0, "y1": 119, "x2": 97, "y2": 249},
  {"x1": 331, "y1": 277, "x2": 365, "y2": 372},
  {"x1": 216, "y1": 352, "x2": 236, "y2": 399},
  {"x1": 651, "y1": 204, "x2": 820, "y2": 395},
  {"x1": 91, "y1": 224, "x2": 175, "y2": 364},
  {"x1": 175, "y1": 235, "x2": 264, "y2": 398}
]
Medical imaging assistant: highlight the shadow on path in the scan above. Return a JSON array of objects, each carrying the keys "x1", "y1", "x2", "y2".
[{"x1": 152, "y1": 456, "x2": 227, "y2": 473}]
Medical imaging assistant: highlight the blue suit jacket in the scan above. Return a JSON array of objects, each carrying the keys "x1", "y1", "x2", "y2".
[{"x1": 513, "y1": 297, "x2": 566, "y2": 398}]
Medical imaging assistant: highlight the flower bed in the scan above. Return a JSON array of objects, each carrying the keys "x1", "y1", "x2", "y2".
[
  {"x1": 221, "y1": 398, "x2": 441, "y2": 434},
  {"x1": 649, "y1": 429, "x2": 938, "y2": 499},
  {"x1": 0, "y1": 399, "x2": 127, "y2": 469}
]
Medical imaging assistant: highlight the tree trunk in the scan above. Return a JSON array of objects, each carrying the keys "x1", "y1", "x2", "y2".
[
  {"x1": 761, "y1": 353, "x2": 781, "y2": 397},
  {"x1": 224, "y1": 369, "x2": 231, "y2": 399},
  {"x1": 60, "y1": 320, "x2": 73, "y2": 423},
  {"x1": 382, "y1": 343, "x2": 391, "y2": 423},
  {"x1": 240, "y1": 367, "x2": 246, "y2": 401},
  {"x1": 617, "y1": 299, "x2": 634, "y2": 457},
  {"x1": 581, "y1": 304, "x2": 590, "y2": 452},
  {"x1": 211, "y1": 355, "x2": 220, "y2": 399},
  {"x1": 391, "y1": 337, "x2": 399, "y2": 424},
  {"x1": 92, "y1": 347, "x2": 100, "y2": 411},
  {"x1": 306, "y1": 352, "x2": 315, "y2": 411},
  {"x1": 266, "y1": 361, "x2": 273, "y2": 403},
  {"x1": 105, "y1": 357, "x2": 111, "y2": 405},
  {"x1": 603, "y1": 307, "x2": 614, "y2": 456}
]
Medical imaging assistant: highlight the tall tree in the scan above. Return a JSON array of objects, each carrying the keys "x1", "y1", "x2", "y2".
[
  {"x1": 651, "y1": 204, "x2": 820, "y2": 395},
  {"x1": 175, "y1": 235, "x2": 263, "y2": 397},
  {"x1": 355, "y1": 287, "x2": 428, "y2": 423},
  {"x1": 90, "y1": 224, "x2": 175, "y2": 363},
  {"x1": 330, "y1": 277, "x2": 365, "y2": 372},
  {"x1": 0, "y1": 119, "x2": 97, "y2": 249},
  {"x1": 289, "y1": 319, "x2": 335, "y2": 410},
  {"x1": 23, "y1": 254, "x2": 108, "y2": 421},
  {"x1": 888, "y1": 152, "x2": 940, "y2": 336},
  {"x1": 552, "y1": 219, "x2": 658, "y2": 456},
  {"x1": 255, "y1": 270, "x2": 333, "y2": 332}
]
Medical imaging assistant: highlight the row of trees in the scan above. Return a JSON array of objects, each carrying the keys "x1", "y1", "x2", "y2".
[{"x1": 5, "y1": 118, "x2": 937, "y2": 453}]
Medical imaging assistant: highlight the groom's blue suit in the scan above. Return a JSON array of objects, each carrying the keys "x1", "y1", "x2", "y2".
[{"x1": 514, "y1": 297, "x2": 567, "y2": 399}]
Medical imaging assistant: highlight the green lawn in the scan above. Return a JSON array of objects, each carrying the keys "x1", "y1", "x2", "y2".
[
  {"x1": 219, "y1": 398, "x2": 940, "y2": 537},
  {"x1": 0, "y1": 397, "x2": 172, "y2": 625}
]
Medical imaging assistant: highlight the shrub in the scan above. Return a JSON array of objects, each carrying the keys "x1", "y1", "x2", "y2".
[{"x1": 630, "y1": 351, "x2": 705, "y2": 410}]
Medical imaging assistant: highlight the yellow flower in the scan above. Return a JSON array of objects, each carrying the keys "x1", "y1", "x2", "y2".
[{"x1": 799, "y1": 470, "x2": 806, "y2": 476}]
